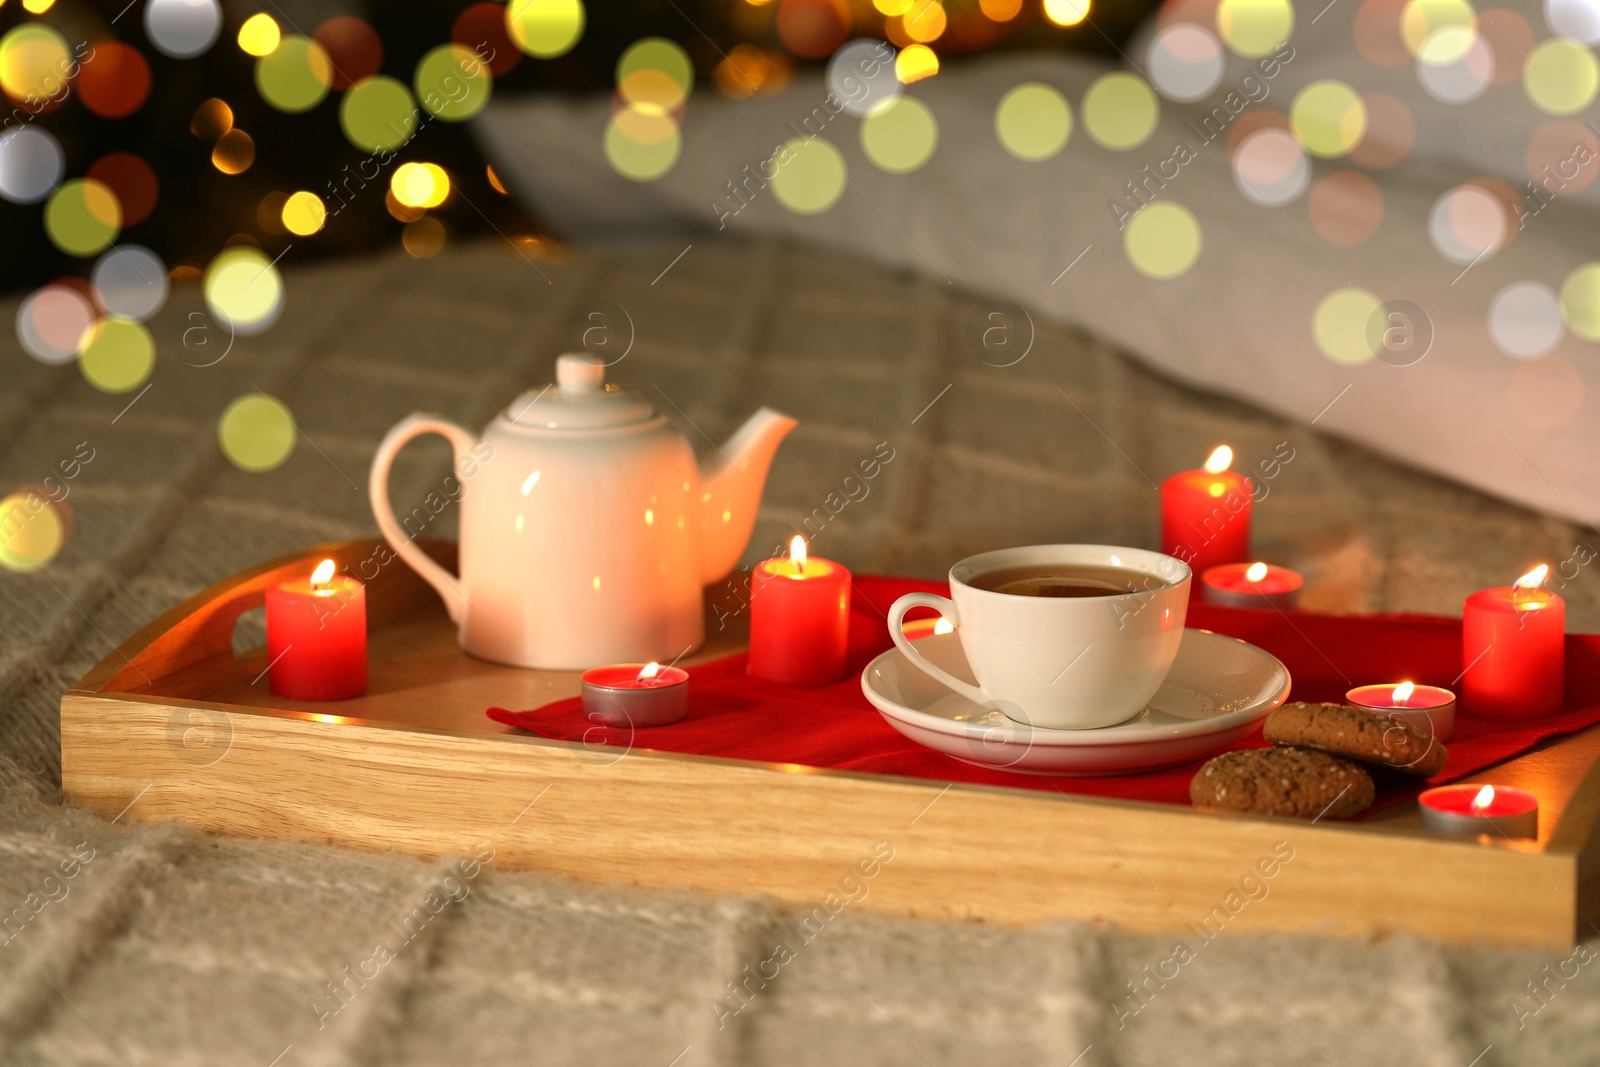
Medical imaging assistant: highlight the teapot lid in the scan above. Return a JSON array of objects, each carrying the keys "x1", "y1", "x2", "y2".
[{"x1": 502, "y1": 355, "x2": 657, "y2": 430}]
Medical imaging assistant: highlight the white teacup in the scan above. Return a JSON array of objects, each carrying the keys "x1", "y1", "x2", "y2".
[{"x1": 886, "y1": 545, "x2": 1191, "y2": 730}]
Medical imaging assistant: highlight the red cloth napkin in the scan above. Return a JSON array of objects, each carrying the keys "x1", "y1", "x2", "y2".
[{"x1": 487, "y1": 575, "x2": 1600, "y2": 814}]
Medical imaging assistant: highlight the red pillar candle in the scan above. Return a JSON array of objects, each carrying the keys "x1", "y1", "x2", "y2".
[
  {"x1": 1463, "y1": 564, "x2": 1564, "y2": 719},
  {"x1": 1160, "y1": 445, "x2": 1253, "y2": 576},
  {"x1": 265, "y1": 559, "x2": 368, "y2": 701},
  {"x1": 748, "y1": 536, "x2": 851, "y2": 686}
]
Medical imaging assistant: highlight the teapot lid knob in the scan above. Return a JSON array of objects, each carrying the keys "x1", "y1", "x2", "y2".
[{"x1": 556, "y1": 354, "x2": 606, "y2": 395}]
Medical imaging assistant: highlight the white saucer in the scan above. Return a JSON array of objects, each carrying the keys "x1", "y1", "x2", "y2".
[{"x1": 861, "y1": 629, "x2": 1291, "y2": 776}]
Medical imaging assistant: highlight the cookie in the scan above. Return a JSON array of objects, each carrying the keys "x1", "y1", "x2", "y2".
[
  {"x1": 1191, "y1": 747, "x2": 1374, "y2": 820},
  {"x1": 1263, "y1": 701, "x2": 1447, "y2": 778}
]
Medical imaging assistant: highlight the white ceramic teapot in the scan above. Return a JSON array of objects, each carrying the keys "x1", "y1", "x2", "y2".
[{"x1": 369, "y1": 355, "x2": 797, "y2": 670}]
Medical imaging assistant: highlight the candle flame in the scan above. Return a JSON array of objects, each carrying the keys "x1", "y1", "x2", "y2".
[
  {"x1": 789, "y1": 534, "x2": 807, "y2": 575},
  {"x1": 1203, "y1": 445, "x2": 1233, "y2": 474},
  {"x1": 637, "y1": 661, "x2": 661, "y2": 682},
  {"x1": 1514, "y1": 564, "x2": 1549, "y2": 590},
  {"x1": 934, "y1": 617, "x2": 954, "y2": 635},
  {"x1": 1393, "y1": 681, "x2": 1415, "y2": 704},
  {"x1": 1471, "y1": 784, "x2": 1495, "y2": 812},
  {"x1": 310, "y1": 558, "x2": 336, "y2": 589},
  {"x1": 1245, "y1": 562, "x2": 1268, "y2": 582}
]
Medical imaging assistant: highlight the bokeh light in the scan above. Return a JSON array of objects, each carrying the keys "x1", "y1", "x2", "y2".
[
  {"x1": 861, "y1": 95, "x2": 938, "y2": 173},
  {"x1": 341, "y1": 77, "x2": 419, "y2": 152},
  {"x1": 1044, "y1": 0, "x2": 1090, "y2": 25},
  {"x1": 385, "y1": 188, "x2": 426, "y2": 223},
  {"x1": 0, "y1": 490, "x2": 67, "y2": 573},
  {"x1": 78, "y1": 316, "x2": 155, "y2": 394},
  {"x1": 281, "y1": 191, "x2": 327, "y2": 235},
  {"x1": 487, "y1": 165, "x2": 508, "y2": 194},
  {"x1": 17, "y1": 284, "x2": 94, "y2": 364},
  {"x1": 1083, "y1": 72, "x2": 1159, "y2": 150},
  {"x1": 1355, "y1": 0, "x2": 1410, "y2": 66},
  {"x1": 1309, "y1": 171, "x2": 1385, "y2": 245},
  {"x1": 827, "y1": 39, "x2": 899, "y2": 117},
  {"x1": 895, "y1": 44, "x2": 939, "y2": 82},
  {"x1": 204, "y1": 246, "x2": 284, "y2": 335},
  {"x1": 1227, "y1": 107, "x2": 1289, "y2": 154},
  {"x1": 144, "y1": 0, "x2": 223, "y2": 59},
  {"x1": 900, "y1": 0, "x2": 947, "y2": 42},
  {"x1": 76, "y1": 41, "x2": 152, "y2": 119},
  {"x1": 402, "y1": 216, "x2": 447, "y2": 258},
  {"x1": 454, "y1": 4, "x2": 520, "y2": 77},
  {"x1": 995, "y1": 82, "x2": 1072, "y2": 160},
  {"x1": 1148, "y1": 23, "x2": 1225, "y2": 102},
  {"x1": 0, "y1": 24, "x2": 70, "y2": 102},
  {"x1": 1524, "y1": 38, "x2": 1600, "y2": 115},
  {"x1": 1124, "y1": 202, "x2": 1201, "y2": 279},
  {"x1": 1399, "y1": 0, "x2": 1474, "y2": 55},
  {"x1": 777, "y1": 0, "x2": 851, "y2": 58},
  {"x1": 416, "y1": 43, "x2": 492, "y2": 121},
  {"x1": 1428, "y1": 183, "x2": 1507, "y2": 264},
  {"x1": 770, "y1": 136, "x2": 846, "y2": 213},
  {"x1": 981, "y1": 0, "x2": 1024, "y2": 16},
  {"x1": 191, "y1": 97, "x2": 233, "y2": 139},
  {"x1": 0, "y1": 126, "x2": 63, "y2": 204},
  {"x1": 1349, "y1": 93, "x2": 1414, "y2": 167},
  {"x1": 391, "y1": 162, "x2": 450, "y2": 208},
  {"x1": 45, "y1": 179, "x2": 121, "y2": 257},
  {"x1": 1416, "y1": 27, "x2": 1493, "y2": 104},
  {"x1": 506, "y1": 0, "x2": 586, "y2": 59},
  {"x1": 238, "y1": 13, "x2": 281, "y2": 57},
  {"x1": 92, "y1": 245, "x2": 168, "y2": 320},
  {"x1": 256, "y1": 35, "x2": 333, "y2": 113},
  {"x1": 619, "y1": 37, "x2": 694, "y2": 110},
  {"x1": 1481, "y1": 9, "x2": 1534, "y2": 83},
  {"x1": 1489, "y1": 281, "x2": 1564, "y2": 359},
  {"x1": 1509, "y1": 355, "x2": 1585, "y2": 427},
  {"x1": 603, "y1": 104, "x2": 681, "y2": 181},
  {"x1": 219, "y1": 393, "x2": 296, "y2": 472},
  {"x1": 314, "y1": 17, "x2": 384, "y2": 90},
  {"x1": 1526, "y1": 120, "x2": 1599, "y2": 193},
  {"x1": 87, "y1": 153, "x2": 158, "y2": 227},
  {"x1": 1544, "y1": 0, "x2": 1600, "y2": 44},
  {"x1": 1232, "y1": 126, "x2": 1309, "y2": 205},
  {"x1": 211, "y1": 128, "x2": 255, "y2": 174},
  {"x1": 1290, "y1": 80, "x2": 1367, "y2": 157},
  {"x1": 1216, "y1": 0, "x2": 1293, "y2": 56},
  {"x1": 1558, "y1": 262, "x2": 1600, "y2": 340},
  {"x1": 1313, "y1": 287, "x2": 1382, "y2": 365}
]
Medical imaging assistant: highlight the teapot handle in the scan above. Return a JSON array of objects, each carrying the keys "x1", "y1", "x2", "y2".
[{"x1": 368, "y1": 414, "x2": 477, "y2": 625}]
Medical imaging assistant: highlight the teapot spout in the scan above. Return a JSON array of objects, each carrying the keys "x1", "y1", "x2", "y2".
[{"x1": 699, "y1": 407, "x2": 798, "y2": 584}]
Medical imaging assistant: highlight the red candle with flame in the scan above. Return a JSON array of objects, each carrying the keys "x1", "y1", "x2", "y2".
[
  {"x1": 1201, "y1": 561, "x2": 1302, "y2": 609},
  {"x1": 1346, "y1": 680, "x2": 1456, "y2": 742},
  {"x1": 265, "y1": 558, "x2": 367, "y2": 701},
  {"x1": 1161, "y1": 445, "x2": 1252, "y2": 576},
  {"x1": 580, "y1": 661, "x2": 689, "y2": 727},
  {"x1": 1418, "y1": 784, "x2": 1538, "y2": 838},
  {"x1": 748, "y1": 536, "x2": 852, "y2": 686},
  {"x1": 1463, "y1": 565, "x2": 1564, "y2": 719}
]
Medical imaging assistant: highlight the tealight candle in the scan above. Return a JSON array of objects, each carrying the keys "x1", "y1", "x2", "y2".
[
  {"x1": 265, "y1": 558, "x2": 367, "y2": 701},
  {"x1": 748, "y1": 535, "x2": 852, "y2": 686},
  {"x1": 1201, "y1": 561, "x2": 1302, "y2": 609},
  {"x1": 1161, "y1": 445, "x2": 1253, "y2": 576},
  {"x1": 1347, "y1": 680, "x2": 1456, "y2": 742},
  {"x1": 580, "y1": 661, "x2": 689, "y2": 727},
  {"x1": 1418, "y1": 784, "x2": 1538, "y2": 839},
  {"x1": 1463, "y1": 564, "x2": 1564, "y2": 719}
]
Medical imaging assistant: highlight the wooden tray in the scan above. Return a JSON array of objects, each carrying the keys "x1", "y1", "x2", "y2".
[{"x1": 61, "y1": 540, "x2": 1600, "y2": 948}]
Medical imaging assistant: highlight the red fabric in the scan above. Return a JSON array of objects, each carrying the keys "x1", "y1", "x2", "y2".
[{"x1": 487, "y1": 575, "x2": 1600, "y2": 815}]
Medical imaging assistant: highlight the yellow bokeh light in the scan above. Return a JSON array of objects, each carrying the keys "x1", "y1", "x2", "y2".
[
  {"x1": 45, "y1": 179, "x2": 121, "y2": 257},
  {"x1": 861, "y1": 96, "x2": 938, "y2": 173},
  {"x1": 1416, "y1": 24, "x2": 1477, "y2": 66},
  {"x1": 391, "y1": 162, "x2": 450, "y2": 208},
  {"x1": 256, "y1": 35, "x2": 332, "y2": 113},
  {"x1": 617, "y1": 37, "x2": 694, "y2": 110},
  {"x1": 1290, "y1": 81, "x2": 1367, "y2": 157},
  {"x1": 219, "y1": 393, "x2": 297, "y2": 473},
  {"x1": 204, "y1": 246, "x2": 284, "y2": 335},
  {"x1": 487, "y1": 164, "x2": 508, "y2": 194},
  {"x1": 1525, "y1": 39, "x2": 1600, "y2": 116},
  {"x1": 78, "y1": 316, "x2": 155, "y2": 393},
  {"x1": 238, "y1": 13, "x2": 281, "y2": 57},
  {"x1": 0, "y1": 24, "x2": 70, "y2": 102},
  {"x1": 896, "y1": 43, "x2": 939, "y2": 83},
  {"x1": 1043, "y1": 0, "x2": 1089, "y2": 26},
  {"x1": 341, "y1": 76, "x2": 419, "y2": 153},
  {"x1": 385, "y1": 188, "x2": 426, "y2": 223},
  {"x1": 212, "y1": 128, "x2": 256, "y2": 173},
  {"x1": 281, "y1": 191, "x2": 326, "y2": 235},
  {"x1": 506, "y1": 0, "x2": 586, "y2": 59},
  {"x1": 22, "y1": 0, "x2": 58, "y2": 12},
  {"x1": 403, "y1": 216, "x2": 448, "y2": 258},
  {"x1": 0, "y1": 491, "x2": 65, "y2": 573},
  {"x1": 604, "y1": 105, "x2": 682, "y2": 181},
  {"x1": 1083, "y1": 72, "x2": 1159, "y2": 150},
  {"x1": 874, "y1": 0, "x2": 913, "y2": 13},
  {"x1": 415, "y1": 43, "x2": 492, "y2": 121},
  {"x1": 771, "y1": 136, "x2": 847, "y2": 214},
  {"x1": 995, "y1": 82, "x2": 1072, "y2": 161},
  {"x1": 1124, "y1": 202, "x2": 1202, "y2": 279},
  {"x1": 1312, "y1": 286, "x2": 1382, "y2": 364},
  {"x1": 981, "y1": 0, "x2": 1024, "y2": 16},
  {"x1": 1559, "y1": 263, "x2": 1600, "y2": 341},
  {"x1": 1216, "y1": 0, "x2": 1294, "y2": 57},
  {"x1": 1400, "y1": 0, "x2": 1474, "y2": 55},
  {"x1": 903, "y1": 1, "x2": 948, "y2": 42},
  {"x1": 191, "y1": 97, "x2": 233, "y2": 139}
]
